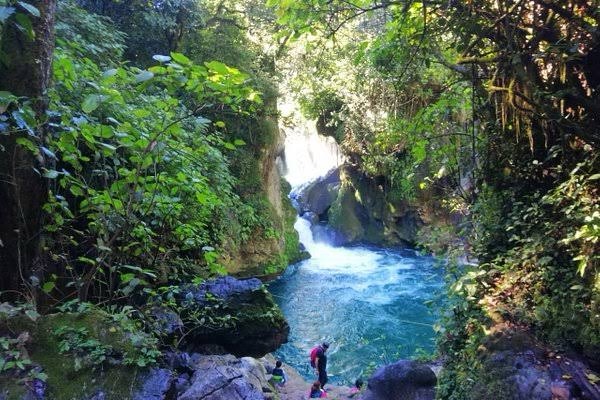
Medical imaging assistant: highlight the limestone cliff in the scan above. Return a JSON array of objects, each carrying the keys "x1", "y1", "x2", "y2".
[{"x1": 220, "y1": 112, "x2": 302, "y2": 277}]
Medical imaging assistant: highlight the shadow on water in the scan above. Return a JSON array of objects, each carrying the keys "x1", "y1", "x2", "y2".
[{"x1": 268, "y1": 238, "x2": 445, "y2": 385}]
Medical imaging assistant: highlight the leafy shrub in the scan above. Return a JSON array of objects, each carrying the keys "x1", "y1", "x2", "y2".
[{"x1": 41, "y1": 42, "x2": 263, "y2": 302}]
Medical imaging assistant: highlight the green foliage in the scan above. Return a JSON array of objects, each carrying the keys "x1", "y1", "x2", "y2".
[
  {"x1": 75, "y1": 0, "x2": 205, "y2": 64},
  {"x1": 0, "y1": 303, "x2": 46, "y2": 384},
  {"x1": 55, "y1": 1, "x2": 126, "y2": 65},
  {"x1": 0, "y1": 2, "x2": 299, "y2": 397},
  {"x1": 299, "y1": 89, "x2": 345, "y2": 141},
  {"x1": 0, "y1": 0, "x2": 297, "y2": 305},
  {"x1": 0, "y1": 334, "x2": 45, "y2": 382},
  {"x1": 52, "y1": 302, "x2": 161, "y2": 369},
  {"x1": 438, "y1": 156, "x2": 600, "y2": 397},
  {"x1": 482, "y1": 158, "x2": 598, "y2": 344},
  {"x1": 54, "y1": 326, "x2": 112, "y2": 370},
  {"x1": 44, "y1": 41, "x2": 264, "y2": 300},
  {"x1": 272, "y1": 3, "x2": 599, "y2": 399},
  {"x1": 53, "y1": 309, "x2": 161, "y2": 370},
  {"x1": 0, "y1": 88, "x2": 37, "y2": 141},
  {"x1": 0, "y1": 0, "x2": 39, "y2": 41}
]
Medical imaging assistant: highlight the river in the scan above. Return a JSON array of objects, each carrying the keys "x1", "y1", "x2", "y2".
[
  {"x1": 271, "y1": 100, "x2": 444, "y2": 384},
  {"x1": 269, "y1": 217, "x2": 443, "y2": 384}
]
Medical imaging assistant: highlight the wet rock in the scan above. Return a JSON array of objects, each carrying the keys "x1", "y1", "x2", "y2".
[
  {"x1": 311, "y1": 223, "x2": 349, "y2": 246},
  {"x1": 301, "y1": 211, "x2": 319, "y2": 225},
  {"x1": 294, "y1": 168, "x2": 340, "y2": 218},
  {"x1": 362, "y1": 360, "x2": 436, "y2": 400}
]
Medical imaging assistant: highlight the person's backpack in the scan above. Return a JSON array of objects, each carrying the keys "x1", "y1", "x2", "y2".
[
  {"x1": 309, "y1": 345, "x2": 320, "y2": 368},
  {"x1": 272, "y1": 367, "x2": 285, "y2": 385}
]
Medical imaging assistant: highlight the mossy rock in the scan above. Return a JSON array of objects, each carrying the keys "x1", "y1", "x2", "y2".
[
  {"x1": 326, "y1": 164, "x2": 422, "y2": 246},
  {"x1": 179, "y1": 276, "x2": 289, "y2": 357},
  {"x1": 0, "y1": 310, "x2": 146, "y2": 400},
  {"x1": 328, "y1": 184, "x2": 365, "y2": 242}
]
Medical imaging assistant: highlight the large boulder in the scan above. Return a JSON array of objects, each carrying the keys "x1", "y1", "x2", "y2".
[
  {"x1": 132, "y1": 368, "x2": 176, "y2": 400},
  {"x1": 179, "y1": 276, "x2": 289, "y2": 357},
  {"x1": 362, "y1": 360, "x2": 437, "y2": 400},
  {"x1": 293, "y1": 168, "x2": 341, "y2": 218},
  {"x1": 456, "y1": 328, "x2": 600, "y2": 400},
  {"x1": 328, "y1": 164, "x2": 422, "y2": 246},
  {"x1": 178, "y1": 355, "x2": 271, "y2": 400},
  {"x1": 438, "y1": 325, "x2": 600, "y2": 400}
]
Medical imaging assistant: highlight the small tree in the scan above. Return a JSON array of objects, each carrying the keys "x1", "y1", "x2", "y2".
[{"x1": 0, "y1": 0, "x2": 57, "y2": 300}]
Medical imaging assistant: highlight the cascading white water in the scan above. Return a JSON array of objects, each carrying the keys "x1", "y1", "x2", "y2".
[
  {"x1": 294, "y1": 218, "x2": 384, "y2": 275},
  {"x1": 278, "y1": 102, "x2": 342, "y2": 189}
]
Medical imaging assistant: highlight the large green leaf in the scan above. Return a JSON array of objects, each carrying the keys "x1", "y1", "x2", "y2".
[
  {"x1": 17, "y1": 1, "x2": 40, "y2": 17},
  {"x1": 0, "y1": 6, "x2": 15, "y2": 23},
  {"x1": 14, "y1": 13, "x2": 34, "y2": 39},
  {"x1": 205, "y1": 60, "x2": 231, "y2": 75},
  {"x1": 82, "y1": 94, "x2": 102, "y2": 113},
  {"x1": 170, "y1": 52, "x2": 191, "y2": 65}
]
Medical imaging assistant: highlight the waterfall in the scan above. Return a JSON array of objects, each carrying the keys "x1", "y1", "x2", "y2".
[
  {"x1": 293, "y1": 217, "x2": 315, "y2": 249},
  {"x1": 277, "y1": 101, "x2": 342, "y2": 189}
]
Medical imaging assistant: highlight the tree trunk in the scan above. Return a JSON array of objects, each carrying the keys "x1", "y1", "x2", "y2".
[{"x1": 0, "y1": 0, "x2": 57, "y2": 300}]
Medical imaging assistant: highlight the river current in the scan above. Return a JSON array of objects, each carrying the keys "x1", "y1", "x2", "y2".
[{"x1": 268, "y1": 218, "x2": 444, "y2": 385}]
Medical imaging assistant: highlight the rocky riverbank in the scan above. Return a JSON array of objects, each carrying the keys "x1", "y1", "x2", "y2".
[
  {"x1": 3, "y1": 274, "x2": 599, "y2": 399},
  {"x1": 0, "y1": 276, "x2": 288, "y2": 399}
]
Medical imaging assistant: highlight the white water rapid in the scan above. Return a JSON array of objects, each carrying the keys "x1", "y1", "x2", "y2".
[{"x1": 278, "y1": 103, "x2": 342, "y2": 188}]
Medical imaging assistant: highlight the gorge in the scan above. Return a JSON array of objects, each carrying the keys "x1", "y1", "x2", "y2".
[{"x1": 1, "y1": 1, "x2": 598, "y2": 399}]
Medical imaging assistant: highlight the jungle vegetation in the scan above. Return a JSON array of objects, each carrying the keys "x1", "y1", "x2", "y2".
[{"x1": 0, "y1": 0, "x2": 598, "y2": 398}]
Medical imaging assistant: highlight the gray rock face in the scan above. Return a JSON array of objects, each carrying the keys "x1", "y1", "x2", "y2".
[
  {"x1": 293, "y1": 168, "x2": 341, "y2": 218},
  {"x1": 187, "y1": 276, "x2": 262, "y2": 304},
  {"x1": 293, "y1": 164, "x2": 423, "y2": 247},
  {"x1": 328, "y1": 165, "x2": 422, "y2": 246},
  {"x1": 133, "y1": 368, "x2": 175, "y2": 400},
  {"x1": 362, "y1": 360, "x2": 436, "y2": 400},
  {"x1": 472, "y1": 349, "x2": 600, "y2": 400},
  {"x1": 301, "y1": 211, "x2": 319, "y2": 225},
  {"x1": 178, "y1": 355, "x2": 269, "y2": 400},
  {"x1": 459, "y1": 327, "x2": 600, "y2": 400}
]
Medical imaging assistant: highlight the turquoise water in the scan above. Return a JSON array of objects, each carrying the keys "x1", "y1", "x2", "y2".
[{"x1": 268, "y1": 219, "x2": 444, "y2": 385}]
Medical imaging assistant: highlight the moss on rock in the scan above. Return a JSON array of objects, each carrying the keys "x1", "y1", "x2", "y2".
[
  {"x1": 329, "y1": 184, "x2": 365, "y2": 243},
  {"x1": 0, "y1": 309, "x2": 147, "y2": 400}
]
